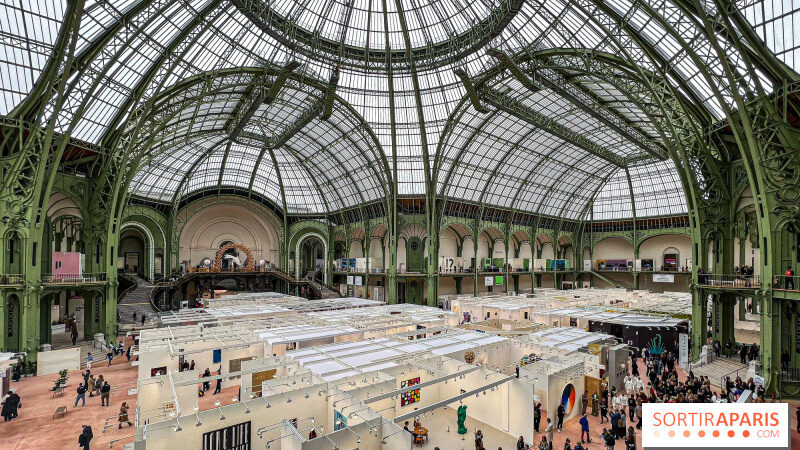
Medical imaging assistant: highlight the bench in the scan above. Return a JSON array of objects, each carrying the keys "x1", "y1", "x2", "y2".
[
  {"x1": 52, "y1": 386, "x2": 65, "y2": 398},
  {"x1": 53, "y1": 406, "x2": 67, "y2": 419}
]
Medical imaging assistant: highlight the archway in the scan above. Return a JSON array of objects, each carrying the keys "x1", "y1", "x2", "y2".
[
  {"x1": 295, "y1": 233, "x2": 328, "y2": 283},
  {"x1": 213, "y1": 243, "x2": 255, "y2": 271},
  {"x1": 120, "y1": 222, "x2": 156, "y2": 279}
]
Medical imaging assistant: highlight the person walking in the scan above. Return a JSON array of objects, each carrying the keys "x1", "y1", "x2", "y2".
[
  {"x1": 538, "y1": 437, "x2": 549, "y2": 450},
  {"x1": 624, "y1": 427, "x2": 636, "y2": 450},
  {"x1": 534, "y1": 403, "x2": 541, "y2": 432},
  {"x1": 579, "y1": 413, "x2": 591, "y2": 443},
  {"x1": 101, "y1": 381, "x2": 111, "y2": 406},
  {"x1": 71, "y1": 325, "x2": 78, "y2": 345},
  {"x1": 213, "y1": 375, "x2": 222, "y2": 395},
  {"x1": 86, "y1": 352, "x2": 93, "y2": 369},
  {"x1": 126, "y1": 344, "x2": 132, "y2": 362},
  {"x1": 95, "y1": 375, "x2": 105, "y2": 397},
  {"x1": 74, "y1": 383, "x2": 87, "y2": 407},
  {"x1": 106, "y1": 350, "x2": 114, "y2": 367},
  {"x1": 79, "y1": 425, "x2": 93, "y2": 450},
  {"x1": 602, "y1": 428, "x2": 615, "y2": 450},
  {"x1": 141, "y1": 314, "x2": 146, "y2": 325},
  {"x1": 190, "y1": 360, "x2": 195, "y2": 370},
  {"x1": 118, "y1": 402, "x2": 133, "y2": 428},
  {"x1": 133, "y1": 312, "x2": 137, "y2": 323}
]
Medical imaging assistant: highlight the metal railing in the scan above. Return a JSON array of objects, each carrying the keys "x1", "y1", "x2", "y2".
[
  {"x1": 781, "y1": 367, "x2": 800, "y2": 381},
  {"x1": 697, "y1": 273, "x2": 759, "y2": 288},
  {"x1": 43, "y1": 273, "x2": 107, "y2": 283},
  {"x1": 773, "y1": 275, "x2": 800, "y2": 291},
  {"x1": 0, "y1": 274, "x2": 24, "y2": 284}
]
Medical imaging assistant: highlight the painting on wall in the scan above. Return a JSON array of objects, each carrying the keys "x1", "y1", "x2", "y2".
[
  {"x1": 561, "y1": 383, "x2": 576, "y2": 415},
  {"x1": 400, "y1": 377, "x2": 421, "y2": 406},
  {"x1": 150, "y1": 366, "x2": 167, "y2": 377},
  {"x1": 334, "y1": 410, "x2": 347, "y2": 430},
  {"x1": 400, "y1": 377, "x2": 420, "y2": 389},
  {"x1": 213, "y1": 349, "x2": 221, "y2": 364},
  {"x1": 401, "y1": 389, "x2": 420, "y2": 406}
]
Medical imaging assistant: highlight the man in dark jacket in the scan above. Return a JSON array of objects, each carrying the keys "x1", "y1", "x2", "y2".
[
  {"x1": 79, "y1": 425, "x2": 93, "y2": 450},
  {"x1": 556, "y1": 403, "x2": 565, "y2": 431}
]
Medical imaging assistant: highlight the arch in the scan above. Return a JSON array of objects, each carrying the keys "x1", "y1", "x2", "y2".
[
  {"x1": 121, "y1": 222, "x2": 155, "y2": 280},
  {"x1": 213, "y1": 243, "x2": 255, "y2": 271},
  {"x1": 295, "y1": 232, "x2": 328, "y2": 283}
]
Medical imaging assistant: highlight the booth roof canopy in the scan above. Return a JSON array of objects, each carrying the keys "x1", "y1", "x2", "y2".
[{"x1": 4, "y1": 0, "x2": 794, "y2": 218}]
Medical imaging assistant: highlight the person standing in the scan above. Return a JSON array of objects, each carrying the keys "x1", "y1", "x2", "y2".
[
  {"x1": 517, "y1": 436, "x2": 526, "y2": 450},
  {"x1": 786, "y1": 267, "x2": 794, "y2": 289},
  {"x1": 627, "y1": 394, "x2": 636, "y2": 419},
  {"x1": 100, "y1": 381, "x2": 111, "y2": 406},
  {"x1": 118, "y1": 402, "x2": 133, "y2": 428},
  {"x1": 556, "y1": 403, "x2": 565, "y2": 432},
  {"x1": 474, "y1": 429, "x2": 484, "y2": 450},
  {"x1": 581, "y1": 390, "x2": 588, "y2": 415},
  {"x1": 86, "y1": 352, "x2": 93, "y2": 369},
  {"x1": 133, "y1": 312, "x2": 137, "y2": 323},
  {"x1": 95, "y1": 375, "x2": 105, "y2": 397},
  {"x1": 602, "y1": 428, "x2": 615, "y2": 450},
  {"x1": 600, "y1": 399, "x2": 608, "y2": 424},
  {"x1": 106, "y1": 350, "x2": 114, "y2": 367},
  {"x1": 74, "y1": 383, "x2": 87, "y2": 407},
  {"x1": 190, "y1": 360, "x2": 195, "y2": 370},
  {"x1": 591, "y1": 391, "x2": 599, "y2": 416},
  {"x1": 141, "y1": 314, "x2": 146, "y2": 325},
  {"x1": 545, "y1": 418, "x2": 554, "y2": 450},
  {"x1": 533, "y1": 403, "x2": 541, "y2": 432},
  {"x1": 126, "y1": 344, "x2": 132, "y2": 362},
  {"x1": 202, "y1": 368, "x2": 211, "y2": 392},
  {"x1": 87, "y1": 375, "x2": 96, "y2": 397},
  {"x1": 78, "y1": 425, "x2": 93, "y2": 450},
  {"x1": 579, "y1": 413, "x2": 590, "y2": 443},
  {"x1": 71, "y1": 325, "x2": 78, "y2": 345}
]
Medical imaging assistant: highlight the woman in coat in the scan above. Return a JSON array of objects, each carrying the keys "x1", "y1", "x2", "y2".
[{"x1": 118, "y1": 402, "x2": 133, "y2": 428}]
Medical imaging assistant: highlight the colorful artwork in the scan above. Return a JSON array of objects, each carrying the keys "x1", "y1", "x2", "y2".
[
  {"x1": 334, "y1": 410, "x2": 347, "y2": 430},
  {"x1": 561, "y1": 383, "x2": 576, "y2": 415},
  {"x1": 400, "y1": 377, "x2": 421, "y2": 406},
  {"x1": 401, "y1": 389, "x2": 420, "y2": 406},
  {"x1": 400, "y1": 377, "x2": 420, "y2": 389}
]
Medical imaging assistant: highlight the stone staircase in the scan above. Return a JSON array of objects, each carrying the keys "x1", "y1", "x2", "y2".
[{"x1": 117, "y1": 275, "x2": 159, "y2": 327}]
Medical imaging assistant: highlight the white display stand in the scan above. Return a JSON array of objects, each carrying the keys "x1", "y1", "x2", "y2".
[{"x1": 37, "y1": 347, "x2": 80, "y2": 375}]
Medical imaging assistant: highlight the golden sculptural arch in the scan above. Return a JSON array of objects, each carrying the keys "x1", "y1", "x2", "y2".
[{"x1": 213, "y1": 243, "x2": 255, "y2": 271}]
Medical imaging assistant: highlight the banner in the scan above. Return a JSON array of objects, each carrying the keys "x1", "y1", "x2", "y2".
[
  {"x1": 679, "y1": 333, "x2": 688, "y2": 371},
  {"x1": 653, "y1": 273, "x2": 675, "y2": 283}
]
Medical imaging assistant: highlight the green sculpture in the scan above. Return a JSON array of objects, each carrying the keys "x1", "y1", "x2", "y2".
[{"x1": 457, "y1": 404, "x2": 468, "y2": 434}]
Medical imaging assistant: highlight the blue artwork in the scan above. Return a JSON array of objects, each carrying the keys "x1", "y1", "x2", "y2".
[
  {"x1": 213, "y1": 349, "x2": 221, "y2": 363},
  {"x1": 334, "y1": 410, "x2": 347, "y2": 430}
]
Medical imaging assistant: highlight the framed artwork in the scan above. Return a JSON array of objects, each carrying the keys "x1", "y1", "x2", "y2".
[
  {"x1": 400, "y1": 377, "x2": 421, "y2": 406},
  {"x1": 400, "y1": 377, "x2": 420, "y2": 389},
  {"x1": 151, "y1": 366, "x2": 167, "y2": 377},
  {"x1": 401, "y1": 389, "x2": 420, "y2": 406},
  {"x1": 213, "y1": 349, "x2": 221, "y2": 364}
]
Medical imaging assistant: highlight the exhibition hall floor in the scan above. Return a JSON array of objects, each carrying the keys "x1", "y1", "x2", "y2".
[{"x1": 0, "y1": 337, "x2": 138, "y2": 450}]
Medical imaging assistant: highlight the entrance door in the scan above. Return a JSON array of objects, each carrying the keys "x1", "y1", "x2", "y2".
[
  {"x1": 407, "y1": 280, "x2": 423, "y2": 304},
  {"x1": 406, "y1": 237, "x2": 424, "y2": 272}
]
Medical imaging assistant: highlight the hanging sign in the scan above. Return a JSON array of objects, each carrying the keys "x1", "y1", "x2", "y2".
[{"x1": 679, "y1": 333, "x2": 688, "y2": 370}]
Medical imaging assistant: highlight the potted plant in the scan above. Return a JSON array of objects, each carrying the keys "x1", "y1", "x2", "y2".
[{"x1": 53, "y1": 368, "x2": 69, "y2": 391}]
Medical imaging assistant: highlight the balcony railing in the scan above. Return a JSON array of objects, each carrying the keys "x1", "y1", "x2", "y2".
[
  {"x1": 773, "y1": 275, "x2": 800, "y2": 291},
  {"x1": 697, "y1": 273, "x2": 759, "y2": 288},
  {"x1": 42, "y1": 273, "x2": 107, "y2": 283},
  {"x1": 0, "y1": 274, "x2": 24, "y2": 284}
]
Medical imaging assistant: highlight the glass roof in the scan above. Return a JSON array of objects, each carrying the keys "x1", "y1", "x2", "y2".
[{"x1": 0, "y1": 0, "x2": 788, "y2": 219}]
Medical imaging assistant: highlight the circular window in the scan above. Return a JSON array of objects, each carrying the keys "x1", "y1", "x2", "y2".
[{"x1": 410, "y1": 240, "x2": 419, "y2": 251}]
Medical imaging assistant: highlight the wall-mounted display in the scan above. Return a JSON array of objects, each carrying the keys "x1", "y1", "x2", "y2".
[{"x1": 334, "y1": 410, "x2": 347, "y2": 430}]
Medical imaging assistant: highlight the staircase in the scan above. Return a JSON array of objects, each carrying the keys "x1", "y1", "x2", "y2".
[
  {"x1": 117, "y1": 275, "x2": 159, "y2": 327},
  {"x1": 590, "y1": 270, "x2": 634, "y2": 290}
]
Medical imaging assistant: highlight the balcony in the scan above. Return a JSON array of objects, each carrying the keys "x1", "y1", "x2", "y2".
[{"x1": 697, "y1": 273, "x2": 759, "y2": 289}]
